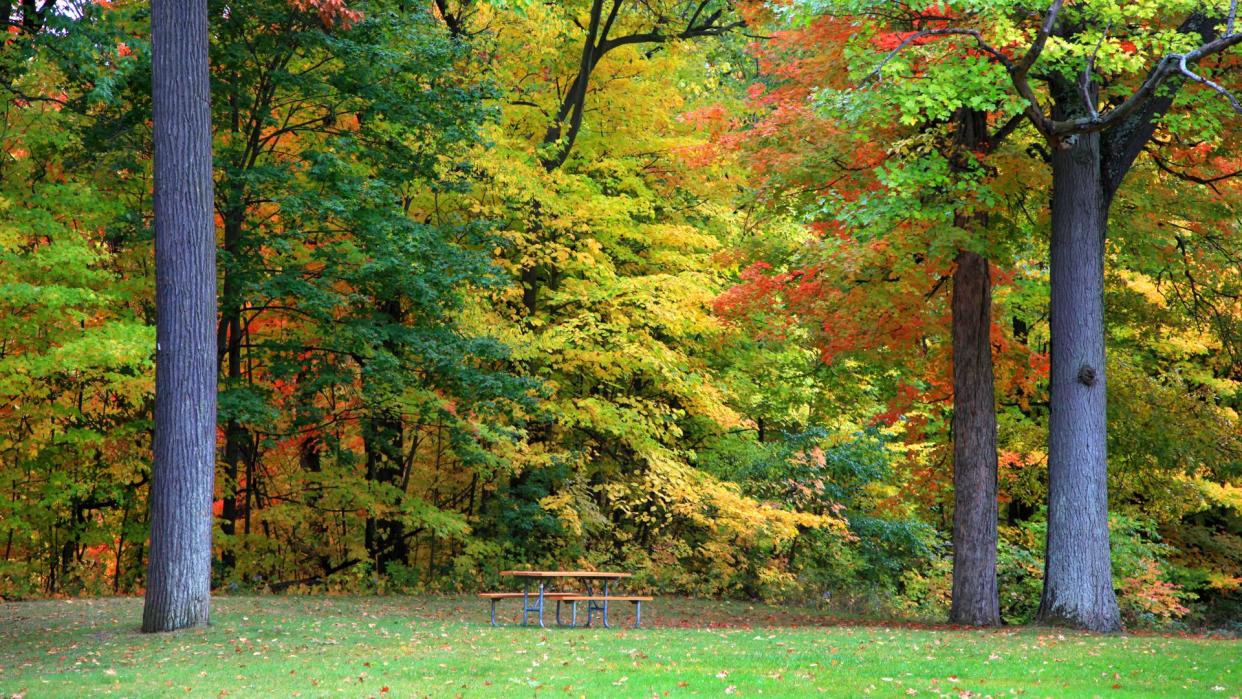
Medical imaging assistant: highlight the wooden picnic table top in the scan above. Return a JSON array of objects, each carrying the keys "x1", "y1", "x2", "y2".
[{"x1": 499, "y1": 570, "x2": 631, "y2": 579}]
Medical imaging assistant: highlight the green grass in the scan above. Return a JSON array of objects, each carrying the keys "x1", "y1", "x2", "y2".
[{"x1": 0, "y1": 595, "x2": 1237, "y2": 698}]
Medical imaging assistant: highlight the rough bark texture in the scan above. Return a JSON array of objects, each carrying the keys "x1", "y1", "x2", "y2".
[
  {"x1": 143, "y1": 0, "x2": 217, "y2": 633},
  {"x1": 1038, "y1": 131, "x2": 1120, "y2": 632},
  {"x1": 949, "y1": 250, "x2": 1001, "y2": 626},
  {"x1": 1027, "y1": 11, "x2": 1219, "y2": 634},
  {"x1": 946, "y1": 108, "x2": 1001, "y2": 626}
]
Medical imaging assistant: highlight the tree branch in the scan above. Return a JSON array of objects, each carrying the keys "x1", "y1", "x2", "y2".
[
  {"x1": 1013, "y1": 0, "x2": 1063, "y2": 78},
  {"x1": 988, "y1": 111, "x2": 1028, "y2": 149},
  {"x1": 1079, "y1": 24, "x2": 1110, "y2": 119},
  {"x1": 1054, "y1": 29, "x2": 1242, "y2": 136},
  {"x1": 862, "y1": 28, "x2": 1014, "y2": 85},
  {"x1": 539, "y1": 0, "x2": 743, "y2": 171},
  {"x1": 1176, "y1": 51, "x2": 1242, "y2": 114},
  {"x1": 1147, "y1": 148, "x2": 1242, "y2": 194},
  {"x1": 1099, "y1": 12, "x2": 1233, "y2": 199}
]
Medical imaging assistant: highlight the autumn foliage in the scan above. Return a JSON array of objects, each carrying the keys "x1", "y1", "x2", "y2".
[{"x1": 0, "y1": 0, "x2": 1237, "y2": 628}]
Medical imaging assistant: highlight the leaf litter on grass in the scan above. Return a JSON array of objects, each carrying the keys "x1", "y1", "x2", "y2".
[{"x1": 0, "y1": 596, "x2": 1238, "y2": 698}]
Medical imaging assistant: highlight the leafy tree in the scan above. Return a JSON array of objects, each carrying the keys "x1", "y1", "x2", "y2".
[
  {"x1": 710, "y1": 4, "x2": 1037, "y2": 623},
  {"x1": 796, "y1": 0, "x2": 1241, "y2": 631},
  {"x1": 198, "y1": 0, "x2": 529, "y2": 584},
  {"x1": 0, "y1": 98, "x2": 153, "y2": 597},
  {"x1": 0, "y1": 0, "x2": 1236, "y2": 624},
  {"x1": 440, "y1": 0, "x2": 844, "y2": 588}
]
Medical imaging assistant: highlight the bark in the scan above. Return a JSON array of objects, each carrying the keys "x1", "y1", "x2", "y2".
[
  {"x1": 299, "y1": 434, "x2": 334, "y2": 575},
  {"x1": 949, "y1": 249, "x2": 1001, "y2": 626},
  {"x1": 538, "y1": 0, "x2": 606, "y2": 172},
  {"x1": 1037, "y1": 131, "x2": 1120, "y2": 632},
  {"x1": 143, "y1": 0, "x2": 217, "y2": 633},
  {"x1": 947, "y1": 108, "x2": 1001, "y2": 626},
  {"x1": 1024, "y1": 12, "x2": 1221, "y2": 633}
]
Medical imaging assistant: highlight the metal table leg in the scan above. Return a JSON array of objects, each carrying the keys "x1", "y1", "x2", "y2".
[
  {"x1": 538, "y1": 583, "x2": 545, "y2": 628},
  {"x1": 521, "y1": 580, "x2": 546, "y2": 627},
  {"x1": 521, "y1": 579, "x2": 529, "y2": 626},
  {"x1": 601, "y1": 580, "x2": 611, "y2": 628},
  {"x1": 522, "y1": 581, "x2": 546, "y2": 628},
  {"x1": 579, "y1": 579, "x2": 612, "y2": 628},
  {"x1": 583, "y1": 579, "x2": 595, "y2": 627}
]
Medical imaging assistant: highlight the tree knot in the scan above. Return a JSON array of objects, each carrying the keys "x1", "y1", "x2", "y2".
[{"x1": 1077, "y1": 363, "x2": 1097, "y2": 386}]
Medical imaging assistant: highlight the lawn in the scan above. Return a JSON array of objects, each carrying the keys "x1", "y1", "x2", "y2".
[{"x1": 0, "y1": 596, "x2": 1237, "y2": 698}]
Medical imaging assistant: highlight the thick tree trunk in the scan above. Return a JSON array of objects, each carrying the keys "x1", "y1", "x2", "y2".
[
  {"x1": 1037, "y1": 132, "x2": 1120, "y2": 632},
  {"x1": 143, "y1": 0, "x2": 217, "y2": 633},
  {"x1": 946, "y1": 108, "x2": 1001, "y2": 626},
  {"x1": 949, "y1": 250, "x2": 1001, "y2": 626}
]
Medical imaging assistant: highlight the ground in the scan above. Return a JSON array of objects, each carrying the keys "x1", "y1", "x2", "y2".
[{"x1": 0, "y1": 596, "x2": 1237, "y2": 698}]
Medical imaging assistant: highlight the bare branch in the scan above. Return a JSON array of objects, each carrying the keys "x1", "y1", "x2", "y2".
[
  {"x1": 1176, "y1": 52, "x2": 1242, "y2": 114},
  {"x1": 999, "y1": 0, "x2": 1066, "y2": 136},
  {"x1": 1014, "y1": 0, "x2": 1064, "y2": 78},
  {"x1": 856, "y1": 19, "x2": 1057, "y2": 135},
  {"x1": 1148, "y1": 148, "x2": 1242, "y2": 194},
  {"x1": 1, "y1": 82, "x2": 70, "y2": 108},
  {"x1": 538, "y1": 1, "x2": 744, "y2": 170},
  {"x1": 1054, "y1": 29, "x2": 1242, "y2": 135},
  {"x1": 989, "y1": 111, "x2": 1028, "y2": 148},
  {"x1": 508, "y1": 99, "x2": 549, "y2": 116},
  {"x1": 597, "y1": 17, "x2": 746, "y2": 54},
  {"x1": 1079, "y1": 24, "x2": 1110, "y2": 119}
]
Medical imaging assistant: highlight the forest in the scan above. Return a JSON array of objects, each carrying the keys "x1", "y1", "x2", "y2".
[{"x1": 0, "y1": 0, "x2": 1239, "y2": 641}]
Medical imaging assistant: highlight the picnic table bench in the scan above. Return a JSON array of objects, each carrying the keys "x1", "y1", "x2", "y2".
[{"x1": 480, "y1": 570, "x2": 651, "y2": 628}]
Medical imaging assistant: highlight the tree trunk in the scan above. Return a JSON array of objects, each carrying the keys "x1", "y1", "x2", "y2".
[
  {"x1": 949, "y1": 249, "x2": 1001, "y2": 626},
  {"x1": 143, "y1": 0, "x2": 217, "y2": 633},
  {"x1": 218, "y1": 207, "x2": 245, "y2": 578},
  {"x1": 946, "y1": 108, "x2": 1001, "y2": 626},
  {"x1": 1037, "y1": 131, "x2": 1120, "y2": 632},
  {"x1": 364, "y1": 410, "x2": 408, "y2": 571},
  {"x1": 362, "y1": 300, "x2": 408, "y2": 573}
]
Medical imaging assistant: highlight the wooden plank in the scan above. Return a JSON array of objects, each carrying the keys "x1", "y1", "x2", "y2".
[
  {"x1": 478, "y1": 592, "x2": 577, "y2": 599},
  {"x1": 498, "y1": 570, "x2": 631, "y2": 578},
  {"x1": 559, "y1": 595, "x2": 652, "y2": 601}
]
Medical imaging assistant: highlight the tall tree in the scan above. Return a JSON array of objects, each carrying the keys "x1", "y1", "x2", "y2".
[
  {"x1": 1004, "y1": 2, "x2": 1237, "y2": 632},
  {"x1": 443, "y1": 0, "x2": 840, "y2": 586},
  {"x1": 949, "y1": 112, "x2": 1000, "y2": 628},
  {"x1": 834, "y1": 0, "x2": 1241, "y2": 631},
  {"x1": 143, "y1": 0, "x2": 217, "y2": 632},
  {"x1": 198, "y1": 0, "x2": 524, "y2": 585},
  {"x1": 713, "y1": 8, "x2": 1021, "y2": 624}
]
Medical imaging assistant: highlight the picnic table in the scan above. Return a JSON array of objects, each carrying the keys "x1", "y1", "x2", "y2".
[{"x1": 480, "y1": 570, "x2": 652, "y2": 628}]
